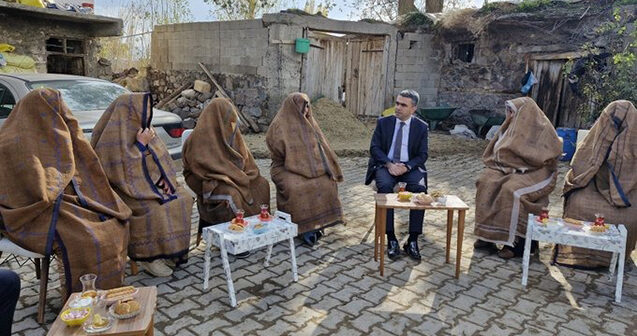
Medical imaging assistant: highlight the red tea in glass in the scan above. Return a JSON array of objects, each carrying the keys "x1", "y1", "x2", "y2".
[
  {"x1": 398, "y1": 182, "x2": 407, "y2": 192},
  {"x1": 260, "y1": 204, "x2": 272, "y2": 221},
  {"x1": 235, "y1": 209, "x2": 245, "y2": 225},
  {"x1": 594, "y1": 213, "x2": 605, "y2": 226}
]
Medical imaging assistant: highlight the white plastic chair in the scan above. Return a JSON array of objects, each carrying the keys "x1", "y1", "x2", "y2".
[{"x1": 0, "y1": 234, "x2": 49, "y2": 323}]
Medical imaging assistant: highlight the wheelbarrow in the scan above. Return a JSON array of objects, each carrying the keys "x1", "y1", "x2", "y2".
[
  {"x1": 469, "y1": 109, "x2": 505, "y2": 137},
  {"x1": 417, "y1": 107, "x2": 457, "y2": 130}
]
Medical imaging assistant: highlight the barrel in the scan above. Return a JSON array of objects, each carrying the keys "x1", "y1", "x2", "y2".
[{"x1": 556, "y1": 127, "x2": 577, "y2": 161}]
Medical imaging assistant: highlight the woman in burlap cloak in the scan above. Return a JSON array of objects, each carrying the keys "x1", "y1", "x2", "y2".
[
  {"x1": 554, "y1": 100, "x2": 637, "y2": 268},
  {"x1": 91, "y1": 93, "x2": 193, "y2": 277},
  {"x1": 0, "y1": 89, "x2": 132, "y2": 294},
  {"x1": 266, "y1": 93, "x2": 344, "y2": 245},
  {"x1": 474, "y1": 97, "x2": 562, "y2": 259},
  {"x1": 182, "y1": 98, "x2": 270, "y2": 243}
]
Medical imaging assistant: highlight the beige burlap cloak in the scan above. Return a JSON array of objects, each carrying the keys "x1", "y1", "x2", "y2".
[
  {"x1": 91, "y1": 93, "x2": 193, "y2": 263},
  {"x1": 555, "y1": 100, "x2": 637, "y2": 267},
  {"x1": 183, "y1": 98, "x2": 270, "y2": 230},
  {"x1": 266, "y1": 93, "x2": 344, "y2": 234},
  {"x1": 474, "y1": 97, "x2": 562, "y2": 246},
  {"x1": 0, "y1": 89, "x2": 132, "y2": 293}
]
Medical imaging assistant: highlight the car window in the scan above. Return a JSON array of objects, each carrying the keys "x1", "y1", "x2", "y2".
[
  {"x1": 29, "y1": 80, "x2": 129, "y2": 112},
  {"x1": 0, "y1": 83, "x2": 16, "y2": 118}
]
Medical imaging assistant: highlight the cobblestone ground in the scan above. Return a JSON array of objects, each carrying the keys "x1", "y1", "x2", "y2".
[{"x1": 5, "y1": 154, "x2": 637, "y2": 336}]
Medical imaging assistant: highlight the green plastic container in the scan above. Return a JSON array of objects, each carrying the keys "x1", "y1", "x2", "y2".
[{"x1": 295, "y1": 38, "x2": 310, "y2": 54}]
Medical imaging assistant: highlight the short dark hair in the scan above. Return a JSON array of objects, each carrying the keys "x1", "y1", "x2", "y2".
[{"x1": 399, "y1": 89, "x2": 419, "y2": 106}]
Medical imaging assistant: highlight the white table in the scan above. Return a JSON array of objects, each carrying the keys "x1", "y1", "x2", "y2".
[
  {"x1": 203, "y1": 211, "x2": 298, "y2": 307},
  {"x1": 522, "y1": 214, "x2": 628, "y2": 303}
]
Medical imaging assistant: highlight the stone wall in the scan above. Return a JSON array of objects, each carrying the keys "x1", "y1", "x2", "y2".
[
  {"x1": 0, "y1": 15, "x2": 109, "y2": 77},
  {"x1": 436, "y1": 2, "x2": 616, "y2": 130},
  {"x1": 394, "y1": 32, "x2": 441, "y2": 108},
  {"x1": 147, "y1": 68, "x2": 269, "y2": 129}
]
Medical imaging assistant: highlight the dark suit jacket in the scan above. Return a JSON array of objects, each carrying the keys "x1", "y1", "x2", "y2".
[{"x1": 365, "y1": 115, "x2": 429, "y2": 185}]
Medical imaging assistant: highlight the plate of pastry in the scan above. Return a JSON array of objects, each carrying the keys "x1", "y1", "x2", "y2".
[
  {"x1": 252, "y1": 222, "x2": 269, "y2": 234},
  {"x1": 109, "y1": 298, "x2": 142, "y2": 319},
  {"x1": 586, "y1": 224, "x2": 610, "y2": 235},
  {"x1": 227, "y1": 221, "x2": 247, "y2": 234},
  {"x1": 101, "y1": 286, "x2": 138, "y2": 305},
  {"x1": 563, "y1": 217, "x2": 585, "y2": 230}
]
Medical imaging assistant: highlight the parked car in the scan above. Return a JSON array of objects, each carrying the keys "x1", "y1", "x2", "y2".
[{"x1": 0, "y1": 73, "x2": 184, "y2": 159}]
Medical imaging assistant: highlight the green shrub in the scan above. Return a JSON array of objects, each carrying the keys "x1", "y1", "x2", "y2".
[{"x1": 516, "y1": 0, "x2": 552, "y2": 12}]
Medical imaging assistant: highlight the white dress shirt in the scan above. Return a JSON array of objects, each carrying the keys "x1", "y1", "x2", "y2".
[{"x1": 388, "y1": 116, "x2": 412, "y2": 162}]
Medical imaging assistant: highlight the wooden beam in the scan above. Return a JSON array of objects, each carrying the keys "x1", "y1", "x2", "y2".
[
  {"x1": 531, "y1": 51, "x2": 586, "y2": 61},
  {"x1": 155, "y1": 82, "x2": 192, "y2": 109}
]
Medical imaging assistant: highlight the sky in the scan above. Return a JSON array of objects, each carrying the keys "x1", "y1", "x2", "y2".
[{"x1": 95, "y1": 0, "x2": 489, "y2": 22}]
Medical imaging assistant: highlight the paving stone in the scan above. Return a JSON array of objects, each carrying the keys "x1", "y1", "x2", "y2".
[
  {"x1": 338, "y1": 297, "x2": 374, "y2": 316},
  {"x1": 281, "y1": 306, "x2": 326, "y2": 328},
  {"x1": 163, "y1": 315, "x2": 201, "y2": 335},
  {"x1": 449, "y1": 318, "x2": 486, "y2": 335},
  {"x1": 220, "y1": 318, "x2": 263, "y2": 335},
  {"x1": 350, "y1": 310, "x2": 386, "y2": 333},
  {"x1": 255, "y1": 319, "x2": 296, "y2": 335},
  {"x1": 288, "y1": 320, "x2": 331, "y2": 336},
  {"x1": 164, "y1": 299, "x2": 200, "y2": 319},
  {"x1": 188, "y1": 318, "x2": 232, "y2": 335},
  {"x1": 7, "y1": 156, "x2": 636, "y2": 336}
]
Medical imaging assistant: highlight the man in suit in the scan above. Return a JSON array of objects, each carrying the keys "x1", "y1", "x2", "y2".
[{"x1": 365, "y1": 89, "x2": 428, "y2": 261}]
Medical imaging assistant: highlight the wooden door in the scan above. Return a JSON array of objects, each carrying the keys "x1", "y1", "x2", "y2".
[
  {"x1": 532, "y1": 59, "x2": 585, "y2": 128},
  {"x1": 532, "y1": 60, "x2": 565, "y2": 126},
  {"x1": 301, "y1": 33, "x2": 347, "y2": 102},
  {"x1": 346, "y1": 37, "x2": 387, "y2": 117}
]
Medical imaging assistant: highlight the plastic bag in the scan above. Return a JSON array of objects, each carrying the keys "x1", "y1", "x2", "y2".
[
  {"x1": 1, "y1": 53, "x2": 36, "y2": 69},
  {"x1": 18, "y1": 0, "x2": 46, "y2": 8},
  {"x1": 0, "y1": 44, "x2": 15, "y2": 53}
]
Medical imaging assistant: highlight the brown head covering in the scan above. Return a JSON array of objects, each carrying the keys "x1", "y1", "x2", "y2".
[
  {"x1": 483, "y1": 97, "x2": 563, "y2": 174},
  {"x1": 266, "y1": 92, "x2": 343, "y2": 182},
  {"x1": 474, "y1": 97, "x2": 562, "y2": 246},
  {"x1": 183, "y1": 98, "x2": 263, "y2": 205},
  {"x1": 555, "y1": 100, "x2": 637, "y2": 267},
  {"x1": 0, "y1": 88, "x2": 131, "y2": 292},
  {"x1": 91, "y1": 93, "x2": 180, "y2": 202},
  {"x1": 91, "y1": 93, "x2": 193, "y2": 262},
  {"x1": 563, "y1": 100, "x2": 637, "y2": 206}
]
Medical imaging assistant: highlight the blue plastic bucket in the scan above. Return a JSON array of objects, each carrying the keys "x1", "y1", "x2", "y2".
[{"x1": 556, "y1": 127, "x2": 577, "y2": 161}]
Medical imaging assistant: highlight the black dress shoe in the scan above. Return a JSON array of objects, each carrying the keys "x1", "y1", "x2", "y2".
[
  {"x1": 403, "y1": 241, "x2": 421, "y2": 261},
  {"x1": 387, "y1": 239, "x2": 400, "y2": 260}
]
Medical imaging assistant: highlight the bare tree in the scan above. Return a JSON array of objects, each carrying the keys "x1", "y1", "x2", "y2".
[
  {"x1": 203, "y1": 0, "x2": 283, "y2": 20},
  {"x1": 398, "y1": 0, "x2": 417, "y2": 15},
  {"x1": 99, "y1": 0, "x2": 192, "y2": 71},
  {"x1": 425, "y1": 0, "x2": 444, "y2": 13}
]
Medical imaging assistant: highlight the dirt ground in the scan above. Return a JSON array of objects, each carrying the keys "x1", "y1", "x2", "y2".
[{"x1": 244, "y1": 97, "x2": 489, "y2": 159}]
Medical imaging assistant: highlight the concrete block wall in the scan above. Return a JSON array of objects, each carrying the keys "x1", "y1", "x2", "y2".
[
  {"x1": 393, "y1": 32, "x2": 441, "y2": 108},
  {"x1": 152, "y1": 19, "x2": 268, "y2": 75},
  {"x1": 259, "y1": 23, "x2": 304, "y2": 116}
]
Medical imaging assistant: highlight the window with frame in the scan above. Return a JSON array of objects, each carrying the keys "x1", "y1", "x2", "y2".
[
  {"x1": 455, "y1": 43, "x2": 475, "y2": 63},
  {"x1": 46, "y1": 37, "x2": 86, "y2": 75}
]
